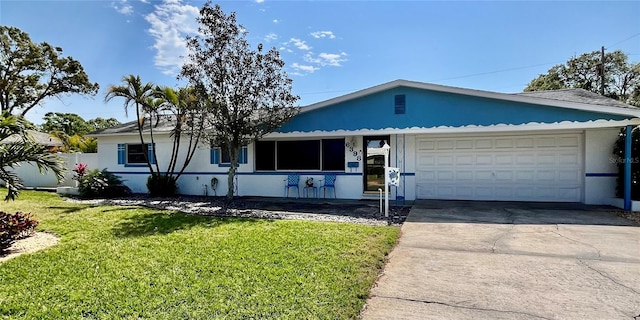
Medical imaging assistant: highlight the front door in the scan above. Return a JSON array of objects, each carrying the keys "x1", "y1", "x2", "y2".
[{"x1": 363, "y1": 136, "x2": 390, "y2": 192}]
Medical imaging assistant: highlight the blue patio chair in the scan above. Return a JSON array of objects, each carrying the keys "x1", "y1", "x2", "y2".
[
  {"x1": 284, "y1": 174, "x2": 300, "y2": 198},
  {"x1": 319, "y1": 174, "x2": 337, "y2": 198}
]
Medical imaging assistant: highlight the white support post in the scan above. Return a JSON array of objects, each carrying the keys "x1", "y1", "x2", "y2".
[{"x1": 382, "y1": 142, "x2": 390, "y2": 218}]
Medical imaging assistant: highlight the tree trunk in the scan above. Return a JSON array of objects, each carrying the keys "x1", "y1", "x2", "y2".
[{"x1": 226, "y1": 146, "x2": 239, "y2": 203}]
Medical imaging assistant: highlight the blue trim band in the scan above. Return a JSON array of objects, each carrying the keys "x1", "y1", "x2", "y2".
[
  {"x1": 123, "y1": 164, "x2": 148, "y2": 168},
  {"x1": 110, "y1": 171, "x2": 417, "y2": 177},
  {"x1": 585, "y1": 173, "x2": 617, "y2": 177}
]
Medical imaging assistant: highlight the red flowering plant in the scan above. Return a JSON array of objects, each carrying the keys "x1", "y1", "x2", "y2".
[{"x1": 72, "y1": 163, "x2": 88, "y2": 182}]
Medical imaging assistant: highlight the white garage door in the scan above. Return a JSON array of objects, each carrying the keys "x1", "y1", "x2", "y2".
[{"x1": 415, "y1": 133, "x2": 583, "y2": 202}]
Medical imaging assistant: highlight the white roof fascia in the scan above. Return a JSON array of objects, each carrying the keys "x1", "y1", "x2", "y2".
[{"x1": 265, "y1": 118, "x2": 640, "y2": 138}]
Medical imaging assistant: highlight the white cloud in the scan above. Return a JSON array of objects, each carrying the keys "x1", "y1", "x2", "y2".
[
  {"x1": 139, "y1": 0, "x2": 149, "y2": 3},
  {"x1": 256, "y1": 0, "x2": 265, "y2": 3},
  {"x1": 265, "y1": 33, "x2": 278, "y2": 42},
  {"x1": 290, "y1": 38, "x2": 311, "y2": 51},
  {"x1": 291, "y1": 63, "x2": 319, "y2": 73},
  {"x1": 145, "y1": 0, "x2": 200, "y2": 75},
  {"x1": 304, "y1": 52, "x2": 348, "y2": 67},
  {"x1": 112, "y1": 0, "x2": 133, "y2": 15},
  {"x1": 272, "y1": 19, "x2": 279, "y2": 24},
  {"x1": 310, "y1": 31, "x2": 335, "y2": 39}
]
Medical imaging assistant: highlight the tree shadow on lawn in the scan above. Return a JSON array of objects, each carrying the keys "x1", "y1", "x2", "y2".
[
  {"x1": 47, "y1": 204, "x2": 98, "y2": 214},
  {"x1": 112, "y1": 210, "x2": 266, "y2": 238}
]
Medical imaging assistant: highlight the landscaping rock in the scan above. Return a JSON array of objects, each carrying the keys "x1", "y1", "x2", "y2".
[{"x1": 67, "y1": 195, "x2": 410, "y2": 226}]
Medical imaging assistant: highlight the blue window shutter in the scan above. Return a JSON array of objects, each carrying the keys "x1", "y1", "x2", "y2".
[
  {"x1": 147, "y1": 143, "x2": 156, "y2": 164},
  {"x1": 210, "y1": 148, "x2": 220, "y2": 164},
  {"x1": 117, "y1": 144, "x2": 125, "y2": 164},
  {"x1": 239, "y1": 146, "x2": 248, "y2": 164}
]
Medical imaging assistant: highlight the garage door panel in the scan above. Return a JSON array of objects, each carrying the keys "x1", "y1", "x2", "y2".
[
  {"x1": 456, "y1": 140, "x2": 473, "y2": 149},
  {"x1": 559, "y1": 136, "x2": 579, "y2": 147},
  {"x1": 417, "y1": 140, "x2": 435, "y2": 150},
  {"x1": 437, "y1": 155, "x2": 454, "y2": 165},
  {"x1": 437, "y1": 171, "x2": 455, "y2": 181},
  {"x1": 476, "y1": 155, "x2": 493, "y2": 165},
  {"x1": 494, "y1": 154, "x2": 513, "y2": 165},
  {"x1": 494, "y1": 171, "x2": 513, "y2": 181},
  {"x1": 495, "y1": 138, "x2": 513, "y2": 148},
  {"x1": 558, "y1": 153, "x2": 580, "y2": 166},
  {"x1": 475, "y1": 171, "x2": 494, "y2": 182},
  {"x1": 475, "y1": 139, "x2": 493, "y2": 149},
  {"x1": 456, "y1": 186, "x2": 474, "y2": 198},
  {"x1": 456, "y1": 154, "x2": 474, "y2": 165},
  {"x1": 437, "y1": 140, "x2": 454, "y2": 149},
  {"x1": 417, "y1": 154, "x2": 436, "y2": 166},
  {"x1": 416, "y1": 133, "x2": 582, "y2": 202},
  {"x1": 558, "y1": 170, "x2": 580, "y2": 183},
  {"x1": 515, "y1": 138, "x2": 535, "y2": 148},
  {"x1": 456, "y1": 171, "x2": 474, "y2": 181},
  {"x1": 537, "y1": 154, "x2": 556, "y2": 165},
  {"x1": 537, "y1": 137, "x2": 556, "y2": 147}
]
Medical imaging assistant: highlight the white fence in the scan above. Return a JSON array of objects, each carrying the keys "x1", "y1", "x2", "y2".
[{"x1": 2, "y1": 153, "x2": 99, "y2": 189}]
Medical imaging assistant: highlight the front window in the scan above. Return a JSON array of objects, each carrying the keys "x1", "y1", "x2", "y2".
[
  {"x1": 127, "y1": 144, "x2": 148, "y2": 164},
  {"x1": 255, "y1": 138, "x2": 345, "y2": 171}
]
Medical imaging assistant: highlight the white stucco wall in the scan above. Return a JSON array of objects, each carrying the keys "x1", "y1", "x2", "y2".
[
  {"x1": 584, "y1": 128, "x2": 620, "y2": 204},
  {"x1": 97, "y1": 134, "x2": 385, "y2": 199},
  {"x1": 96, "y1": 128, "x2": 623, "y2": 204}
]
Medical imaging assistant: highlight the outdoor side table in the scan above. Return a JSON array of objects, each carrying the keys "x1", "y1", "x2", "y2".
[{"x1": 303, "y1": 186, "x2": 318, "y2": 198}]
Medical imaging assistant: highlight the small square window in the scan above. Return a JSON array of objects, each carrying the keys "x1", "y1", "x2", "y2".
[
  {"x1": 220, "y1": 148, "x2": 231, "y2": 164},
  {"x1": 127, "y1": 144, "x2": 148, "y2": 164}
]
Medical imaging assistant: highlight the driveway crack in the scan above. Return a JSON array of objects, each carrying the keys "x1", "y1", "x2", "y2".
[
  {"x1": 371, "y1": 295, "x2": 553, "y2": 320},
  {"x1": 491, "y1": 210, "x2": 515, "y2": 253},
  {"x1": 577, "y1": 259, "x2": 640, "y2": 295},
  {"x1": 551, "y1": 230, "x2": 601, "y2": 258}
]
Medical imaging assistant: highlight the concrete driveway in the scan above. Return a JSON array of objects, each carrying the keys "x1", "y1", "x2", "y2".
[{"x1": 362, "y1": 201, "x2": 640, "y2": 320}]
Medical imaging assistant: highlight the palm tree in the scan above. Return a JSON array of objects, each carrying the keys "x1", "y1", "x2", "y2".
[
  {"x1": 104, "y1": 75, "x2": 156, "y2": 173},
  {"x1": 0, "y1": 112, "x2": 64, "y2": 201},
  {"x1": 151, "y1": 86, "x2": 206, "y2": 180}
]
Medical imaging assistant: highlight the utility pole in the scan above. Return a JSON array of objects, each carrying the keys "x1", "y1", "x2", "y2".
[{"x1": 599, "y1": 46, "x2": 606, "y2": 96}]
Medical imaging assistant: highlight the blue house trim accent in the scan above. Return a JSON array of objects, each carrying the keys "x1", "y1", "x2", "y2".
[
  {"x1": 624, "y1": 125, "x2": 632, "y2": 211},
  {"x1": 585, "y1": 173, "x2": 617, "y2": 177},
  {"x1": 117, "y1": 144, "x2": 125, "y2": 164}
]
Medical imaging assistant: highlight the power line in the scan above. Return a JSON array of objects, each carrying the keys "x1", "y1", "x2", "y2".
[
  {"x1": 607, "y1": 32, "x2": 640, "y2": 48},
  {"x1": 427, "y1": 61, "x2": 560, "y2": 83}
]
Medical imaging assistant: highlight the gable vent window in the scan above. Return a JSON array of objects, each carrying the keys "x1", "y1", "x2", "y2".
[{"x1": 394, "y1": 94, "x2": 406, "y2": 114}]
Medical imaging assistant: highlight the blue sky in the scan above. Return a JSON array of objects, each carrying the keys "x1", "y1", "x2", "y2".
[{"x1": 1, "y1": 0, "x2": 639, "y2": 125}]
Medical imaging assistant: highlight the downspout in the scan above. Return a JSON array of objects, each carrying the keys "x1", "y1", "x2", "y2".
[{"x1": 624, "y1": 125, "x2": 633, "y2": 211}]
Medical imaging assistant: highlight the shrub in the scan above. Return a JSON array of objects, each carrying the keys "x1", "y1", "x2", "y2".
[
  {"x1": 79, "y1": 169, "x2": 131, "y2": 199},
  {"x1": 146, "y1": 174, "x2": 177, "y2": 197},
  {"x1": 0, "y1": 211, "x2": 39, "y2": 254}
]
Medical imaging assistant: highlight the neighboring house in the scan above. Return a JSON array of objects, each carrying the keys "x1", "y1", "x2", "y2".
[
  {"x1": 1, "y1": 130, "x2": 63, "y2": 152},
  {"x1": 91, "y1": 80, "x2": 640, "y2": 205}
]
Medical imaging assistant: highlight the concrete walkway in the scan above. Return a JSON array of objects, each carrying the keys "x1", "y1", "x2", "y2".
[{"x1": 362, "y1": 200, "x2": 640, "y2": 320}]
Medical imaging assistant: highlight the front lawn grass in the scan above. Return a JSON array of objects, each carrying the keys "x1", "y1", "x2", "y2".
[{"x1": 0, "y1": 190, "x2": 399, "y2": 319}]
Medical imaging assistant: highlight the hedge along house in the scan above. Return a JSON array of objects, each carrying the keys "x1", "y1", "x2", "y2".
[{"x1": 92, "y1": 80, "x2": 640, "y2": 208}]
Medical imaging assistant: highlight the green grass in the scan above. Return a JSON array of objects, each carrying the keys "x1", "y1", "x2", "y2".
[{"x1": 0, "y1": 190, "x2": 400, "y2": 319}]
